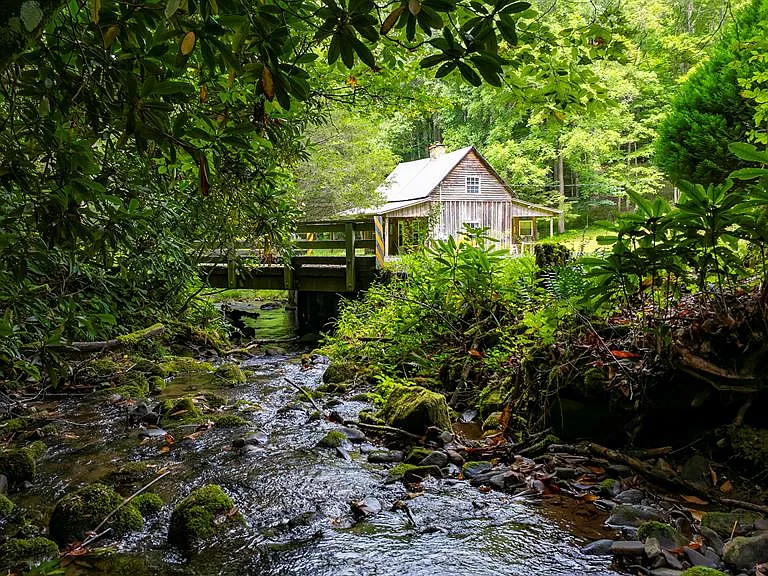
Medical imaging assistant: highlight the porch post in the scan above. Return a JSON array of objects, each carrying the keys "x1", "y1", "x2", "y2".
[
  {"x1": 374, "y1": 215, "x2": 385, "y2": 269},
  {"x1": 532, "y1": 217, "x2": 538, "y2": 240},
  {"x1": 558, "y1": 212, "x2": 565, "y2": 233},
  {"x1": 384, "y1": 216, "x2": 390, "y2": 258},
  {"x1": 549, "y1": 217, "x2": 554, "y2": 237}
]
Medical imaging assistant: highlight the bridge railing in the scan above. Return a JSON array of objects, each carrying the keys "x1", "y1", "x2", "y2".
[{"x1": 197, "y1": 219, "x2": 377, "y2": 291}]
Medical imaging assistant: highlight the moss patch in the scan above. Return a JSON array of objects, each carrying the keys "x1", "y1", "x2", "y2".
[
  {"x1": 482, "y1": 411, "x2": 502, "y2": 430},
  {"x1": 729, "y1": 425, "x2": 768, "y2": 469},
  {"x1": 680, "y1": 567, "x2": 728, "y2": 576},
  {"x1": 214, "y1": 414, "x2": 248, "y2": 428},
  {"x1": 48, "y1": 483, "x2": 143, "y2": 546},
  {"x1": 637, "y1": 521, "x2": 686, "y2": 546},
  {"x1": 159, "y1": 397, "x2": 203, "y2": 424},
  {"x1": 405, "y1": 447, "x2": 432, "y2": 464},
  {"x1": 322, "y1": 361, "x2": 358, "y2": 384},
  {"x1": 0, "y1": 494, "x2": 14, "y2": 517},
  {"x1": 100, "y1": 462, "x2": 151, "y2": 487},
  {"x1": 108, "y1": 372, "x2": 150, "y2": 399},
  {"x1": 381, "y1": 382, "x2": 451, "y2": 434},
  {"x1": 317, "y1": 430, "x2": 347, "y2": 448},
  {"x1": 0, "y1": 537, "x2": 58, "y2": 569},
  {"x1": 168, "y1": 485, "x2": 238, "y2": 552},
  {"x1": 0, "y1": 447, "x2": 36, "y2": 485},
  {"x1": 158, "y1": 356, "x2": 214, "y2": 376},
  {"x1": 215, "y1": 363, "x2": 246, "y2": 385},
  {"x1": 388, "y1": 463, "x2": 442, "y2": 481},
  {"x1": 477, "y1": 388, "x2": 504, "y2": 418},
  {"x1": 0, "y1": 417, "x2": 27, "y2": 435},
  {"x1": 317, "y1": 382, "x2": 348, "y2": 395},
  {"x1": 701, "y1": 509, "x2": 763, "y2": 537},
  {"x1": 132, "y1": 493, "x2": 163, "y2": 516}
]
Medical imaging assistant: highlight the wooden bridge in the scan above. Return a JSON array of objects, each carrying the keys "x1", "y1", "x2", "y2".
[{"x1": 198, "y1": 220, "x2": 381, "y2": 294}]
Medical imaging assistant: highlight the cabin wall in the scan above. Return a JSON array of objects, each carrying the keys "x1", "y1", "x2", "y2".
[
  {"x1": 434, "y1": 200, "x2": 513, "y2": 244},
  {"x1": 428, "y1": 150, "x2": 511, "y2": 201}
]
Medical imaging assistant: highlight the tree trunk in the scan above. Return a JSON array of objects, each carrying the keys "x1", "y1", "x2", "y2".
[{"x1": 557, "y1": 152, "x2": 565, "y2": 199}]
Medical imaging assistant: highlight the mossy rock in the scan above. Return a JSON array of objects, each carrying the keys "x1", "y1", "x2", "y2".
[
  {"x1": 0, "y1": 494, "x2": 14, "y2": 517},
  {"x1": 358, "y1": 410, "x2": 385, "y2": 426},
  {"x1": 203, "y1": 392, "x2": 227, "y2": 409},
  {"x1": 322, "y1": 361, "x2": 358, "y2": 384},
  {"x1": 462, "y1": 461, "x2": 492, "y2": 478},
  {"x1": 214, "y1": 363, "x2": 246, "y2": 385},
  {"x1": 132, "y1": 493, "x2": 163, "y2": 516},
  {"x1": 0, "y1": 417, "x2": 27, "y2": 435},
  {"x1": 214, "y1": 414, "x2": 248, "y2": 428},
  {"x1": 381, "y1": 382, "x2": 451, "y2": 434},
  {"x1": 482, "y1": 411, "x2": 502, "y2": 430},
  {"x1": 0, "y1": 447, "x2": 36, "y2": 485},
  {"x1": 405, "y1": 447, "x2": 432, "y2": 464},
  {"x1": 149, "y1": 376, "x2": 167, "y2": 393},
  {"x1": 729, "y1": 425, "x2": 768, "y2": 469},
  {"x1": 158, "y1": 356, "x2": 214, "y2": 377},
  {"x1": 317, "y1": 382, "x2": 348, "y2": 395},
  {"x1": 477, "y1": 388, "x2": 504, "y2": 418},
  {"x1": 77, "y1": 552, "x2": 155, "y2": 576},
  {"x1": 109, "y1": 372, "x2": 150, "y2": 399},
  {"x1": 599, "y1": 478, "x2": 620, "y2": 497},
  {"x1": 159, "y1": 397, "x2": 203, "y2": 424},
  {"x1": 701, "y1": 509, "x2": 763, "y2": 537},
  {"x1": 87, "y1": 358, "x2": 123, "y2": 377},
  {"x1": 317, "y1": 430, "x2": 347, "y2": 448},
  {"x1": 48, "y1": 483, "x2": 143, "y2": 546},
  {"x1": 388, "y1": 463, "x2": 442, "y2": 482},
  {"x1": 25, "y1": 440, "x2": 46, "y2": 460},
  {"x1": 0, "y1": 537, "x2": 58, "y2": 570},
  {"x1": 100, "y1": 462, "x2": 151, "y2": 487},
  {"x1": 680, "y1": 568, "x2": 728, "y2": 576},
  {"x1": 168, "y1": 484, "x2": 238, "y2": 552},
  {"x1": 637, "y1": 521, "x2": 686, "y2": 547}
]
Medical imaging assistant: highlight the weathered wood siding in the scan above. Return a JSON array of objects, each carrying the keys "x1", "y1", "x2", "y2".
[
  {"x1": 385, "y1": 202, "x2": 431, "y2": 218},
  {"x1": 428, "y1": 150, "x2": 511, "y2": 201}
]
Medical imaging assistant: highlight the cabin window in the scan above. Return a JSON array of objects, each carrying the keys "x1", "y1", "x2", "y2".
[
  {"x1": 519, "y1": 220, "x2": 534, "y2": 237},
  {"x1": 466, "y1": 176, "x2": 481, "y2": 194},
  {"x1": 463, "y1": 221, "x2": 481, "y2": 230}
]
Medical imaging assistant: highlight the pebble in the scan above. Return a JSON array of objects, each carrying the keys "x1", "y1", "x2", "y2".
[
  {"x1": 661, "y1": 549, "x2": 683, "y2": 569},
  {"x1": 581, "y1": 539, "x2": 614, "y2": 556},
  {"x1": 138, "y1": 428, "x2": 167, "y2": 438},
  {"x1": 610, "y1": 540, "x2": 645, "y2": 555}
]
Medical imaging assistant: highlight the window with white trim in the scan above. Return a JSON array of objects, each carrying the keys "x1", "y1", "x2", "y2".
[{"x1": 466, "y1": 175, "x2": 480, "y2": 194}]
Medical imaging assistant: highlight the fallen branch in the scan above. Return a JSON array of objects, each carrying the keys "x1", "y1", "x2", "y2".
[
  {"x1": 284, "y1": 378, "x2": 322, "y2": 412},
  {"x1": 718, "y1": 497, "x2": 768, "y2": 515},
  {"x1": 46, "y1": 324, "x2": 165, "y2": 354},
  {"x1": 353, "y1": 421, "x2": 423, "y2": 442}
]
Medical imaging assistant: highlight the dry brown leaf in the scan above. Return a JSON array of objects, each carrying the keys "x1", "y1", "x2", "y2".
[
  {"x1": 582, "y1": 493, "x2": 599, "y2": 502},
  {"x1": 180, "y1": 31, "x2": 196, "y2": 55},
  {"x1": 681, "y1": 495, "x2": 709, "y2": 505},
  {"x1": 586, "y1": 465, "x2": 605, "y2": 475},
  {"x1": 688, "y1": 509, "x2": 705, "y2": 522},
  {"x1": 720, "y1": 479, "x2": 733, "y2": 493},
  {"x1": 709, "y1": 465, "x2": 718, "y2": 486}
]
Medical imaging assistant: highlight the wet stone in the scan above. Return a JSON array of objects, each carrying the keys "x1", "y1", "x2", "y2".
[
  {"x1": 722, "y1": 532, "x2": 768, "y2": 570},
  {"x1": 245, "y1": 431, "x2": 269, "y2": 445},
  {"x1": 352, "y1": 496, "x2": 381, "y2": 517},
  {"x1": 610, "y1": 540, "x2": 645, "y2": 555},
  {"x1": 138, "y1": 428, "x2": 167, "y2": 438},
  {"x1": 367, "y1": 450, "x2": 404, "y2": 463},
  {"x1": 645, "y1": 537, "x2": 662, "y2": 561},
  {"x1": 605, "y1": 504, "x2": 663, "y2": 528},
  {"x1": 684, "y1": 545, "x2": 718, "y2": 567},
  {"x1": 661, "y1": 549, "x2": 683, "y2": 570},
  {"x1": 649, "y1": 569, "x2": 683, "y2": 576},
  {"x1": 338, "y1": 426, "x2": 366, "y2": 443},
  {"x1": 701, "y1": 526, "x2": 724, "y2": 556},
  {"x1": 581, "y1": 539, "x2": 614, "y2": 556},
  {"x1": 419, "y1": 451, "x2": 448, "y2": 468},
  {"x1": 446, "y1": 449, "x2": 464, "y2": 466},
  {"x1": 615, "y1": 488, "x2": 645, "y2": 504},
  {"x1": 336, "y1": 446, "x2": 351, "y2": 460}
]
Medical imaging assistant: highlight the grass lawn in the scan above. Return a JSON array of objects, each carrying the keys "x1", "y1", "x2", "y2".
[{"x1": 539, "y1": 225, "x2": 609, "y2": 255}]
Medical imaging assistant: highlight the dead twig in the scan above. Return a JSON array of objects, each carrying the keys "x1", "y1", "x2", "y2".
[{"x1": 284, "y1": 378, "x2": 322, "y2": 412}]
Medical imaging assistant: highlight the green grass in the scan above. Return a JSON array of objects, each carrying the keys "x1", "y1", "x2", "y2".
[
  {"x1": 539, "y1": 225, "x2": 606, "y2": 255},
  {"x1": 203, "y1": 289, "x2": 288, "y2": 302}
]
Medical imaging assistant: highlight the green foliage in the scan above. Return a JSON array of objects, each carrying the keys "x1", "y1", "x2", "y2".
[{"x1": 655, "y1": 0, "x2": 768, "y2": 185}]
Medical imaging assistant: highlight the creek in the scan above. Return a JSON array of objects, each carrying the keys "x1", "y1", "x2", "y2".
[{"x1": 13, "y1": 304, "x2": 620, "y2": 576}]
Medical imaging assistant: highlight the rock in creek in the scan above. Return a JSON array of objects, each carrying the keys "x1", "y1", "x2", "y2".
[
  {"x1": 367, "y1": 450, "x2": 404, "y2": 463},
  {"x1": 610, "y1": 540, "x2": 645, "y2": 555},
  {"x1": 462, "y1": 461, "x2": 492, "y2": 479},
  {"x1": 337, "y1": 426, "x2": 366, "y2": 443},
  {"x1": 722, "y1": 531, "x2": 768, "y2": 570},
  {"x1": 581, "y1": 539, "x2": 615, "y2": 556},
  {"x1": 419, "y1": 451, "x2": 448, "y2": 468},
  {"x1": 352, "y1": 496, "x2": 381, "y2": 517},
  {"x1": 615, "y1": 488, "x2": 645, "y2": 504},
  {"x1": 606, "y1": 504, "x2": 663, "y2": 528},
  {"x1": 381, "y1": 382, "x2": 451, "y2": 434}
]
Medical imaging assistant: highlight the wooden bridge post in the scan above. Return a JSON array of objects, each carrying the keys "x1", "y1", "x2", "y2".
[
  {"x1": 345, "y1": 222, "x2": 356, "y2": 292},
  {"x1": 374, "y1": 215, "x2": 384, "y2": 269}
]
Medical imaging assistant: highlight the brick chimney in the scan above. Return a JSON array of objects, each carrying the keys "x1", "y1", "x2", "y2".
[{"x1": 428, "y1": 142, "x2": 446, "y2": 159}]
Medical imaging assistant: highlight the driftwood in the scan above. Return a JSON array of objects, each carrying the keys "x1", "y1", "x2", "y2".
[
  {"x1": 48, "y1": 324, "x2": 165, "y2": 353},
  {"x1": 284, "y1": 378, "x2": 322, "y2": 412},
  {"x1": 353, "y1": 421, "x2": 423, "y2": 442}
]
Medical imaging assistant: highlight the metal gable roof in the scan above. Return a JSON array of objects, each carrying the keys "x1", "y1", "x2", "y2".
[{"x1": 376, "y1": 145, "x2": 474, "y2": 203}]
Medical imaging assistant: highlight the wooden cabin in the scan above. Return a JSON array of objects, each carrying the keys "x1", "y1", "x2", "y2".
[{"x1": 363, "y1": 144, "x2": 564, "y2": 256}]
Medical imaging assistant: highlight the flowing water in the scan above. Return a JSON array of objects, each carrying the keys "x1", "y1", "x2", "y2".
[{"x1": 12, "y1": 306, "x2": 620, "y2": 576}]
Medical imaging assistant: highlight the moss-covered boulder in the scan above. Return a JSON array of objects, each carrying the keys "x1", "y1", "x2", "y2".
[
  {"x1": 0, "y1": 537, "x2": 58, "y2": 570},
  {"x1": 168, "y1": 485, "x2": 238, "y2": 552},
  {"x1": 381, "y1": 383, "x2": 451, "y2": 434},
  {"x1": 159, "y1": 397, "x2": 203, "y2": 424},
  {"x1": 0, "y1": 447, "x2": 36, "y2": 485},
  {"x1": 701, "y1": 509, "x2": 763, "y2": 537},
  {"x1": 482, "y1": 411, "x2": 502, "y2": 430},
  {"x1": 477, "y1": 389, "x2": 504, "y2": 418},
  {"x1": 317, "y1": 430, "x2": 347, "y2": 448},
  {"x1": 388, "y1": 463, "x2": 442, "y2": 482},
  {"x1": 404, "y1": 447, "x2": 432, "y2": 464},
  {"x1": 215, "y1": 363, "x2": 246, "y2": 385},
  {"x1": 48, "y1": 483, "x2": 143, "y2": 546},
  {"x1": 214, "y1": 414, "x2": 248, "y2": 428},
  {"x1": 158, "y1": 356, "x2": 214, "y2": 376},
  {"x1": 722, "y1": 532, "x2": 768, "y2": 570},
  {"x1": 322, "y1": 361, "x2": 358, "y2": 384},
  {"x1": 636, "y1": 521, "x2": 686, "y2": 548},
  {"x1": 132, "y1": 493, "x2": 163, "y2": 516},
  {"x1": 110, "y1": 372, "x2": 150, "y2": 399}
]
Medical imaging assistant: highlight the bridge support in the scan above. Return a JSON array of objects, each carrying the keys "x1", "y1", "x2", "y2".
[{"x1": 295, "y1": 291, "x2": 349, "y2": 334}]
